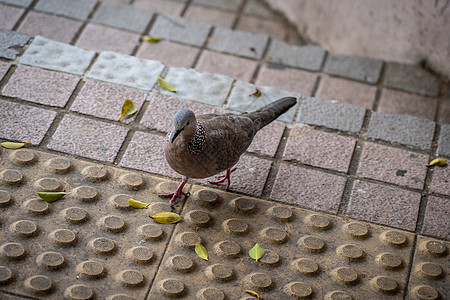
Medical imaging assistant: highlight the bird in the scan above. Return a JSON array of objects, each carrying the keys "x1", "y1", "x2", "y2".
[{"x1": 161, "y1": 96, "x2": 297, "y2": 206}]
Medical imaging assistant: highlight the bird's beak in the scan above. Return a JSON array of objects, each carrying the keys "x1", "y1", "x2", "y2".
[{"x1": 170, "y1": 129, "x2": 182, "y2": 143}]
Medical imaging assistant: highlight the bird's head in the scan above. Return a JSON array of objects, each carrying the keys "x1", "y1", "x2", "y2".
[{"x1": 169, "y1": 109, "x2": 197, "y2": 143}]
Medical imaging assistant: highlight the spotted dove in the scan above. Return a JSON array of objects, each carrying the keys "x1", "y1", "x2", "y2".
[{"x1": 162, "y1": 96, "x2": 297, "y2": 205}]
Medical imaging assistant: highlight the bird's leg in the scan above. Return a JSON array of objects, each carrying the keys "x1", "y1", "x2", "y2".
[
  {"x1": 160, "y1": 176, "x2": 189, "y2": 206},
  {"x1": 209, "y1": 168, "x2": 237, "y2": 190}
]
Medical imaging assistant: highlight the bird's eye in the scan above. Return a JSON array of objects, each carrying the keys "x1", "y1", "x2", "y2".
[{"x1": 187, "y1": 121, "x2": 190, "y2": 126}]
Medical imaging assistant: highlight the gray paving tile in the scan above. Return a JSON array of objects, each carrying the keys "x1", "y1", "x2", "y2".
[
  {"x1": 160, "y1": 67, "x2": 233, "y2": 106},
  {"x1": 384, "y1": 63, "x2": 440, "y2": 97},
  {"x1": 192, "y1": 0, "x2": 243, "y2": 11},
  {"x1": 324, "y1": 53, "x2": 383, "y2": 84},
  {"x1": 92, "y1": 1, "x2": 153, "y2": 33},
  {"x1": 87, "y1": 51, "x2": 164, "y2": 91},
  {"x1": 0, "y1": 30, "x2": 29, "y2": 60},
  {"x1": 367, "y1": 112, "x2": 436, "y2": 150},
  {"x1": 35, "y1": 0, "x2": 97, "y2": 20},
  {"x1": 149, "y1": 14, "x2": 211, "y2": 47},
  {"x1": 437, "y1": 124, "x2": 450, "y2": 157},
  {"x1": 297, "y1": 96, "x2": 366, "y2": 133},
  {"x1": 0, "y1": 0, "x2": 32, "y2": 7},
  {"x1": 227, "y1": 80, "x2": 300, "y2": 123},
  {"x1": 208, "y1": 27, "x2": 269, "y2": 59},
  {"x1": 47, "y1": 114, "x2": 128, "y2": 162},
  {"x1": 266, "y1": 39, "x2": 326, "y2": 71},
  {"x1": 0, "y1": 99, "x2": 56, "y2": 145},
  {"x1": 20, "y1": 36, "x2": 95, "y2": 75}
]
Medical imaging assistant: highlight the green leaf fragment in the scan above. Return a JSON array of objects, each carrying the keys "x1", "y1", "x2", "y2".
[
  {"x1": 117, "y1": 99, "x2": 138, "y2": 122},
  {"x1": 128, "y1": 199, "x2": 154, "y2": 209},
  {"x1": 150, "y1": 211, "x2": 181, "y2": 224},
  {"x1": 141, "y1": 35, "x2": 163, "y2": 43},
  {"x1": 249, "y1": 243, "x2": 265, "y2": 261},
  {"x1": 195, "y1": 243, "x2": 208, "y2": 261},
  {"x1": 158, "y1": 76, "x2": 177, "y2": 93},
  {"x1": 1, "y1": 142, "x2": 29, "y2": 149},
  {"x1": 36, "y1": 191, "x2": 71, "y2": 202}
]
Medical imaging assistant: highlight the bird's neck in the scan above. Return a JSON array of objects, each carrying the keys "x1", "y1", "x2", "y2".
[{"x1": 188, "y1": 122, "x2": 206, "y2": 154}]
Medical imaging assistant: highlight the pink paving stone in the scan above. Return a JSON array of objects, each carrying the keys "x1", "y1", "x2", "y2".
[
  {"x1": 195, "y1": 50, "x2": 258, "y2": 82},
  {"x1": 133, "y1": 0, "x2": 185, "y2": 15},
  {"x1": 270, "y1": 163, "x2": 346, "y2": 214},
  {"x1": 75, "y1": 23, "x2": 140, "y2": 55},
  {"x1": 236, "y1": 15, "x2": 286, "y2": 40},
  {"x1": 197, "y1": 155, "x2": 273, "y2": 198},
  {"x1": 17, "y1": 11, "x2": 82, "y2": 44},
  {"x1": 422, "y1": 196, "x2": 450, "y2": 240},
  {"x1": 357, "y1": 142, "x2": 429, "y2": 189},
  {"x1": 438, "y1": 99, "x2": 450, "y2": 124},
  {"x1": 247, "y1": 121, "x2": 285, "y2": 157},
  {"x1": 2, "y1": 65, "x2": 79, "y2": 107},
  {"x1": 430, "y1": 166, "x2": 450, "y2": 196},
  {"x1": 136, "y1": 40, "x2": 200, "y2": 68},
  {"x1": 184, "y1": 4, "x2": 236, "y2": 28},
  {"x1": 0, "y1": 3, "x2": 24, "y2": 30},
  {"x1": 316, "y1": 75, "x2": 377, "y2": 109},
  {"x1": 70, "y1": 80, "x2": 147, "y2": 124},
  {"x1": 0, "y1": 61, "x2": 11, "y2": 79},
  {"x1": 141, "y1": 94, "x2": 216, "y2": 133},
  {"x1": 378, "y1": 88, "x2": 438, "y2": 121},
  {"x1": 255, "y1": 64, "x2": 317, "y2": 95},
  {"x1": 283, "y1": 125, "x2": 356, "y2": 173},
  {"x1": 119, "y1": 131, "x2": 179, "y2": 178},
  {"x1": 347, "y1": 180, "x2": 421, "y2": 231}
]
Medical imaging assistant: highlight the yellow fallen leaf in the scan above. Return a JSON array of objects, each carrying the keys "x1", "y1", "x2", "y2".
[
  {"x1": 158, "y1": 76, "x2": 177, "y2": 93},
  {"x1": 1, "y1": 142, "x2": 29, "y2": 149},
  {"x1": 36, "y1": 192, "x2": 71, "y2": 202},
  {"x1": 245, "y1": 290, "x2": 263, "y2": 299},
  {"x1": 150, "y1": 212, "x2": 181, "y2": 224},
  {"x1": 250, "y1": 88, "x2": 261, "y2": 97},
  {"x1": 128, "y1": 199, "x2": 154, "y2": 209},
  {"x1": 117, "y1": 99, "x2": 137, "y2": 122},
  {"x1": 141, "y1": 35, "x2": 163, "y2": 43},
  {"x1": 426, "y1": 158, "x2": 447, "y2": 167},
  {"x1": 249, "y1": 243, "x2": 265, "y2": 261},
  {"x1": 195, "y1": 243, "x2": 208, "y2": 261}
]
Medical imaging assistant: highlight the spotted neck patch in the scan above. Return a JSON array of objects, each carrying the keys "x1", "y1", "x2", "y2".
[{"x1": 188, "y1": 122, "x2": 206, "y2": 154}]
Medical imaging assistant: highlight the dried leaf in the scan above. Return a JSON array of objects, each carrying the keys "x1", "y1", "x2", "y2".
[
  {"x1": 150, "y1": 211, "x2": 181, "y2": 224},
  {"x1": 426, "y1": 158, "x2": 447, "y2": 167},
  {"x1": 195, "y1": 243, "x2": 208, "y2": 261},
  {"x1": 1, "y1": 142, "x2": 29, "y2": 149},
  {"x1": 141, "y1": 35, "x2": 163, "y2": 43},
  {"x1": 250, "y1": 88, "x2": 261, "y2": 97},
  {"x1": 245, "y1": 290, "x2": 263, "y2": 300},
  {"x1": 249, "y1": 243, "x2": 264, "y2": 261},
  {"x1": 158, "y1": 76, "x2": 177, "y2": 93},
  {"x1": 128, "y1": 199, "x2": 154, "y2": 209},
  {"x1": 36, "y1": 191, "x2": 71, "y2": 202},
  {"x1": 117, "y1": 99, "x2": 137, "y2": 122}
]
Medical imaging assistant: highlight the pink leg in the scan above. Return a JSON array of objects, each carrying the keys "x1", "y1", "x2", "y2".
[
  {"x1": 209, "y1": 168, "x2": 237, "y2": 190},
  {"x1": 160, "y1": 177, "x2": 189, "y2": 206}
]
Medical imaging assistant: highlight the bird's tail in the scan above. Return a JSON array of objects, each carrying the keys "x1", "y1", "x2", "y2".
[{"x1": 249, "y1": 97, "x2": 297, "y2": 129}]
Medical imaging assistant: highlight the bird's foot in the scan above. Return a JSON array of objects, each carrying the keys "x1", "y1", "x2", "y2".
[
  {"x1": 159, "y1": 178, "x2": 189, "y2": 207},
  {"x1": 209, "y1": 168, "x2": 236, "y2": 190}
]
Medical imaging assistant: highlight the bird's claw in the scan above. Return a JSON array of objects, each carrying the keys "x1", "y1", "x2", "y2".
[{"x1": 209, "y1": 168, "x2": 236, "y2": 190}]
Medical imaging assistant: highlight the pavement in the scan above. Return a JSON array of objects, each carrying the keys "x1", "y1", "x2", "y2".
[{"x1": 0, "y1": 0, "x2": 449, "y2": 299}]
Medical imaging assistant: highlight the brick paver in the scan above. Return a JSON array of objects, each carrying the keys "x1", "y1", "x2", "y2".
[
  {"x1": 297, "y1": 96, "x2": 366, "y2": 133},
  {"x1": 247, "y1": 121, "x2": 285, "y2": 157},
  {"x1": 378, "y1": 88, "x2": 438, "y2": 121},
  {"x1": 430, "y1": 165, "x2": 450, "y2": 196},
  {"x1": 438, "y1": 99, "x2": 450, "y2": 124},
  {"x1": 0, "y1": 61, "x2": 10, "y2": 79},
  {"x1": 195, "y1": 50, "x2": 258, "y2": 82},
  {"x1": 255, "y1": 64, "x2": 317, "y2": 95},
  {"x1": 243, "y1": 0, "x2": 272, "y2": 17},
  {"x1": 136, "y1": 40, "x2": 200, "y2": 68},
  {"x1": 2, "y1": 65, "x2": 79, "y2": 107},
  {"x1": 184, "y1": 4, "x2": 236, "y2": 28},
  {"x1": 0, "y1": 99, "x2": 56, "y2": 145},
  {"x1": 316, "y1": 75, "x2": 377, "y2": 109},
  {"x1": 47, "y1": 114, "x2": 129, "y2": 163},
  {"x1": 76, "y1": 23, "x2": 140, "y2": 55},
  {"x1": 271, "y1": 163, "x2": 346, "y2": 213},
  {"x1": 357, "y1": 142, "x2": 429, "y2": 189},
  {"x1": 192, "y1": 0, "x2": 243, "y2": 11},
  {"x1": 422, "y1": 196, "x2": 450, "y2": 240},
  {"x1": 34, "y1": 0, "x2": 97, "y2": 20},
  {"x1": 0, "y1": 30, "x2": 29, "y2": 60},
  {"x1": 0, "y1": 3, "x2": 24, "y2": 30},
  {"x1": 347, "y1": 180, "x2": 421, "y2": 231},
  {"x1": 437, "y1": 124, "x2": 450, "y2": 157},
  {"x1": 367, "y1": 112, "x2": 435, "y2": 150},
  {"x1": 283, "y1": 126, "x2": 356, "y2": 173},
  {"x1": 70, "y1": 80, "x2": 147, "y2": 124},
  {"x1": 0, "y1": 0, "x2": 32, "y2": 7},
  {"x1": 133, "y1": 0, "x2": 185, "y2": 15},
  {"x1": 324, "y1": 53, "x2": 383, "y2": 84},
  {"x1": 236, "y1": 16, "x2": 286, "y2": 40}
]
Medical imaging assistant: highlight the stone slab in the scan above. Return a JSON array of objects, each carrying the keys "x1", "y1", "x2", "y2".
[
  {"x1": 47, "y1": 114, "x2": 128, "y2": 163},
  {"x1": 0, "y1": 30, "x2": 29, "y2": 60},
  {"x1": 236, "y1": 16, "x2": 286, "y2": 40},
  {"x1": 266, "y1": 39, "x2": 326, "y2": 71},
  {"x1": 0, "y1": 99, "x2": 56, "y2": 145},
  {"x1": 367, "y1": 112, "x2": 435, "y2": 150},
  {"x1": 136, "y1": 40, "x2": 200, "y2": 68},
  {"x1": 0, "y1": 0, "x2": 32, "y2": 7},
  {"x1": 34, "y1": 0, "x2": 97, "y2": 20},
  {"x1": 437, "y1": 124, "x2": 450, "y2": 157},
  {"x1": 87, "y1": 51, "x2": 164, "y2": 91},
  {"x1": 324, "y1": 53, "x2": 383, "y2": 84},
  {"x1": 0, "y1": 60, "x2": 10, "y2": 79},
  {"x1": 159, "y1": 67, "x2": 233, "y2": 106},
  {"x1": 422, "y1": 196, "x2": 450, "y2": 240},
  {"x1": 227, "y1": 80, "x2": 300, "y2": 123},
  {"x1": 430, "y1": 164, "x2": 450, "y2": 196},
  {"x1": 438, "y1": 99, "x2": 450, "y2": 124},
  {"x1": 184, "y1": 4, "x2": 236, "y2": 28},
  {"x1": 20, "y1": 36, "x2": 95, "y2": 75},
  {"x1": 207, "y1": 27, "x2": 269, "y2": 59},
  {"x1": 92, "y1": 1, "x2": 153, "y2": 32},
  {"x1": 297, "y1": 96, "x2": 366, "y2": 133},
  {"x1": 192, "y1": 0, "x2": 243, "y2": 11},
  {"x1": 149, "y1": 14, "x2": 211, "y2": 47},
  {"x1": 133, "y1": 0, "x2": 185, "y2": 15}
]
